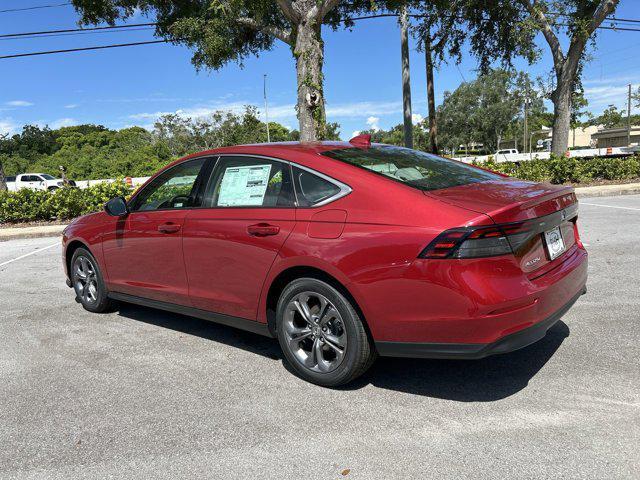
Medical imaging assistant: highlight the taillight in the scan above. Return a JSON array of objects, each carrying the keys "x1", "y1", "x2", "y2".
[
  {"x1": 419, "y1": 222, "x2": 534, "y2": 259},
  {"x1": 573, "y1": 219, "x2": 584, "y2": 249}
]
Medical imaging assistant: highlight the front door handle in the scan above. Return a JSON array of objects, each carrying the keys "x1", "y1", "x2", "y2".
[
  {"x1": 247, "y1": 223, "x2": 280, "y2": 237},
  {"x1": 158, "y1": 223, "x2": 181, "y2": 234}
]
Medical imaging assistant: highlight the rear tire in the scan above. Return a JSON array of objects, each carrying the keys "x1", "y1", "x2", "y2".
[
  {"x1": 276, "y1": 278, "x2": 375, "y2": 387},
  {"x1": 70, "y1": 247, "x2": 116, "y2": 313}
]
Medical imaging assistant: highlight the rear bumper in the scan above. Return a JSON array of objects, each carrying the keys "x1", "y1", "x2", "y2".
[{"x1": 375, "y1": 285, "x2": 586, "y2": 359}]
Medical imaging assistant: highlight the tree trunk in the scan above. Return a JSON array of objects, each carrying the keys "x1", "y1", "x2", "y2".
[
  {"x1": 399, "y1": 7, "x2": 413, "y2": 149},
  {"x1": 424, "y1": 32, "x2": 438, "y2": 154},
  {"x1": 294, "y1": 21, "x2": 326, "y2": 142},
  {"x1": 0, "y1": 162, "x2": 6, "y2": 192},
  {"x1": 550, "y1": 80, "x2": 572, "y2": 156}
]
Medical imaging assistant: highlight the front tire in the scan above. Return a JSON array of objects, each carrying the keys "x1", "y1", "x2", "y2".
[
  {"x1": 70, "y1": 247, "x2": 116, "y2": 313},
  {"x1": 276, "y1": 278, "x2": 375, "y2": 387}
]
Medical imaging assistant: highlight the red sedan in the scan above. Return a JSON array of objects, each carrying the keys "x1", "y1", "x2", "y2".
[{"x1": 62, "y1": 136, "x2": 588, "y2": 386}]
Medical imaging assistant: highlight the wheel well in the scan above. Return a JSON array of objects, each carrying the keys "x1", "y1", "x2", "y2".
[
  {"x1": 65, "y1": 240, "x2": 89, "y2": 275},
  {"x1": 265, "y1": 266, "x2": 372, "y2": 340}
]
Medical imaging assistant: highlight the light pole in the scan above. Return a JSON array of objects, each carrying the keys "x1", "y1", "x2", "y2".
[
  {"x1": 627, "y1": 83, "x2": 632, "y2": 147},
  {"x1": 264, "y1": 74, "x2": 270, "y2": 143}
]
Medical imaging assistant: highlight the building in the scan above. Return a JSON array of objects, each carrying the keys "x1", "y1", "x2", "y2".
[
  {"x1": 591, "y1": 126, "x2": 640, "y2": 148},
  {"x1": 499, "y1": 125, "x2": 600, "y2": 152},
  {"x1": 537, "y1": 125, "x2": 600, "y2": 149}
]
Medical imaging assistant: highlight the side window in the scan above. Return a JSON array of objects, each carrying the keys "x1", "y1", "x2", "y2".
[
  {"x1": 292, "y1": 166, "x2": 342, "y2": 207},
  {"x1": 204, "y1": 156, "x2": 295, "y2": 208},
  {"x1": 131, "y1": 158, "x2": 207, "y2": 212}
]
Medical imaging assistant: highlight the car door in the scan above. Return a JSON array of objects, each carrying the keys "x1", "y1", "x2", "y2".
[
  {"x1": 183, "y1": 155, "x2": 296, "y2": 320},
  {"x1": 101, "y1": 156, "x2": 212, "y2": 306},
  {"x1": 20, "y1": 175, "x2": 39, "y2": 190}
]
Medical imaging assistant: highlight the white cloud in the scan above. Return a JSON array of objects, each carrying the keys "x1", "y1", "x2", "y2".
[
  {"x1": 326, "y1": 101, "x2": 402, "y2": 118},
  {"x1": 64, "y1": 104, "x2": 79, "y2": 109},
  {"x1": 366, "y1": 116, "x2": 380, "y2": 131},
  {"x1": 49, "y1": 118, "x2": 77, "y2": 129},
  {"x1": 584, "y1": 84, "x2": 639, "y2": 111},
  {"x1": 128, "y1": 99, "x2": 407, "y2": 126},
  {"x1": 0, "y1": 118, "x2": 18, "y2": 136},
  {"x1": 351, "y1": 130, "x2": 361, "y2": 138},
  {"x1": 6, "y1": 100, "x2": 34, "y2": 107},
  {"x1": 412, "y1": 113, "x2": 424, "y2": 125}
]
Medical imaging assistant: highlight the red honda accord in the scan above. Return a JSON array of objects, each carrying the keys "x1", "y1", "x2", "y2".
[{"x1": 62, "y1": 135, "x2": 587, "y2": 386}]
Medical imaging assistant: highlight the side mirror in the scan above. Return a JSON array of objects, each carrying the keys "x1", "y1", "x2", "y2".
[{"x1": 104, "y1": 196, "x2": 129, "y2": 217}]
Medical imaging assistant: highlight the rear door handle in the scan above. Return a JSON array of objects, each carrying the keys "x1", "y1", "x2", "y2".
[
  {"x1": 158, "y1": 223, "x2": 181, "y2": 234},
  {"x1": 247, "y1": 223, "x2": 280, "y2": 237}
]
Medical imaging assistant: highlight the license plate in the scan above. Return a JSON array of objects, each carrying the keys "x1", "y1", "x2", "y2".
[{"x1": 544, "y1": 226, "x2": 566, "y2": 260}]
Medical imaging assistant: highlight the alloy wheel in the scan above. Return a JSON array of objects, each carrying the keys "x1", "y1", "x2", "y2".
[
  {"x1": 283, "y1": 291, "x2": 347, "y2": 373},
  {"x1": 73, "y1": 256, "x2": 99, "y2": 305}
]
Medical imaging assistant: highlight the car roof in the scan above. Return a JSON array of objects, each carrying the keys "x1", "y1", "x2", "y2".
[
  {"x1": 185, "y1": 141, "x2": 353, "y2": 158},
  {"x1": 163, "y1": 141, "x2": 357, "y2": 172}
]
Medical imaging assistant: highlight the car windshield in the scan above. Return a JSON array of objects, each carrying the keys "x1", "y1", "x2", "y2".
[
  {"x1": 40, "y1": 174, "x2": 56, "y2": 180},
  {"x1": 321, "y1": 145, "x2": 502, "y2": 191}
]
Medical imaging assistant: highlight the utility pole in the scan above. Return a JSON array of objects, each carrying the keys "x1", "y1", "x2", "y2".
[
  {"x1": 399, "y1": 7, "x2": 413, "y2": 149},
  {"x1": 627, "y1": 83, "x2": 632, "y2": 147},
  {"x1": 264, "y1": 74, "x2": 270, "y2": 143}
]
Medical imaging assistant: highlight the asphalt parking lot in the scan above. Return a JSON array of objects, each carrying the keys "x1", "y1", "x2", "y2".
[{"x1": 1, "y1": 194, "x2": 639, "y2": 479}]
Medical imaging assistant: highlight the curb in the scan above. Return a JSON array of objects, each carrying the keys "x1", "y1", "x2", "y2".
[
  {"x1": 575, "y1": 182, "x2": 640, "y2": 198},
  {"x1": 0, "y1": 224, "x2": 67, "y2": 242}
]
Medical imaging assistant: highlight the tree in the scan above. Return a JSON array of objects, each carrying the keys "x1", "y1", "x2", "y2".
[
  {"x1": 437, "y1": 70, "x2": 523, "y2": 154},
  {"x1": 525, "y1": 1, "x2": 619, "y2": 154},
  {"x1": 399, "y1": 6, "x2": 413, "y2": 149},
  {"x1": 465, "y1": 0, "x2": 619, "y2": 155},
  {"x1": 411, "y1": 1, "x2": 469, "y2": 155},
  {"x1": 71, "y1": 0, "x2": 351, "y2": 142},
  {"x1": 632, "y1": 86, "x2": 640, "y2": 109},
  {"x1": 586, "y1": 105, "x2": 626, "y2": 128},
  {"x1": 450, "y1": 0, "x2": 620, "y2": 154}
]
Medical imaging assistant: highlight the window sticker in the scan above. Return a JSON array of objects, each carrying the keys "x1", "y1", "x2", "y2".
[{"x1": 218, "y1": 164, "x2": 272, "y2": 206}]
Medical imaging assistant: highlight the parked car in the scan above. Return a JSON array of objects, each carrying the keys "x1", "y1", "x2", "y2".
[
  {"x1": 7, "y1": 173, "x2": 69, "y2": 191},
  {"x1": 495, "y1": 148, "x2": 519, "y2": 155},
  {"x1": 62, "y1": 135, "x2": 588, "y2": 386}
]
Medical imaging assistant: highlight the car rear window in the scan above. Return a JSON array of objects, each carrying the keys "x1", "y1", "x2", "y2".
[{"x1": 321, "y1": 145, "x2": 502, "y2": 191}]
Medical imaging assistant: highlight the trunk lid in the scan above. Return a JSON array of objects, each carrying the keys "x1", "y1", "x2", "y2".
[{"x1": 427, "y1": 179, "x2": 579, "y2": 274}]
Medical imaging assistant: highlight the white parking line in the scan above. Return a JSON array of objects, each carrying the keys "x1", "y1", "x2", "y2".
[
  {"x1": 0, "y1": 242, "x2": 59, "y2": 268},
  {"x1": 581, "y1": 202, "x2": 640, "y2": 211}
]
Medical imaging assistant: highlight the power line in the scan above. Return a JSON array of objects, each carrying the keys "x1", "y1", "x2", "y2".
[
  {"x1": 0, "y1": 2, "x2": 71, "y2": 14},
  {"x1": 0, "y1": 39, "x2": 172, "y2": 60},
  {"x1": 0, "y1": 27, "x2": 154, "y2": 42},
  {"x1": 1, "y1": 12, "x2": 639, "y2": 61},
  {"x1": 0, "y1": 23, "x2": 157, "y2": 39}
]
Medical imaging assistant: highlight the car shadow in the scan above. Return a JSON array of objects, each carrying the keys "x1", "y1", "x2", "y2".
[
  {"x1": 116, "y1": 303, "x2": 283, "y2": 361},
  {"x1": 115, "y1": 303, "x2": 569, "y2": 402},
  {"x1": 347, "y1": 321, "x2": 571, "y2": 401}
]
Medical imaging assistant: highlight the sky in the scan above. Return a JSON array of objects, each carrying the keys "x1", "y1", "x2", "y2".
[{"x1": 1, "y1": 1, "x2": 639, "y2": 140}]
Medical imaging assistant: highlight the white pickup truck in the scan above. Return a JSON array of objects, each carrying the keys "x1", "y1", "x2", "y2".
[{"x1": 6, "y1": 173, "x2": 67, "y2": 192}]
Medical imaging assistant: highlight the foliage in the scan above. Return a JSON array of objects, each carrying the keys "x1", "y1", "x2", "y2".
[
  {"x1": 474, "y1": 155, "x2": 640, "y2": 185},
  {"x1": 70, "y1": 1, "x2": 352, "y2": 141},
  {"x1": 0, "y1": 181, "x2": 132, "y2": 223},
  {"x1": 583, "y1": 105, "x2": 640, "y2": 129},
  {"x1": 436, "y1": 69, "x2": 532, "y2": 153},
  {"x1": 0, "y1": 107, "x2": 301, "y2": 180}
]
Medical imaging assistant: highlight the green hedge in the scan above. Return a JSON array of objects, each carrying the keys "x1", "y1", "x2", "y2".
[
  {"x1": 0, "y1": 181, "x2": 132, "y2": 223},
  {"x1": 475, "y1": 155, "x2": 640, "y2": 184}
]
